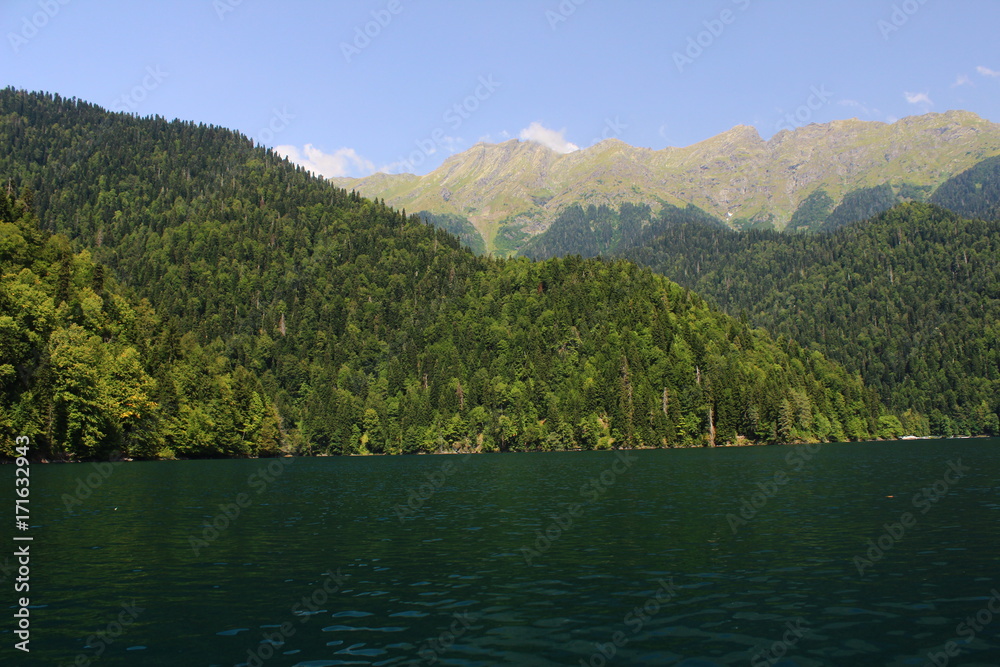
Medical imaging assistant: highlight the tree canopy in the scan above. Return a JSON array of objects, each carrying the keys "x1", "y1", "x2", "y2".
[
  {"x1": 620, "y1": 202, "x2": 1000, "y2": 437},
  {"x1": 0, "y1": 88, "x2": 888, "y2": 459}
]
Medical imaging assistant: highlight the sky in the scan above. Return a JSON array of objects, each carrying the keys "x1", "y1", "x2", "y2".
[{"x1": 3, "y1": 0, "x2": 999, "y2": 178}]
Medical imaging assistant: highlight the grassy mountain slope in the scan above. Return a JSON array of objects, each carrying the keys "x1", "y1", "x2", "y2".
[
  {"x1": 334, "y1": 112, "x2": 1000, "y2": 253},
  {"x1": 0, "y1": 88, "x2": 886, "y2": 458}
]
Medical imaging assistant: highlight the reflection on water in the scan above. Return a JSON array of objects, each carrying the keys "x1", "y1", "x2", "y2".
[{"x1": 4, "y1": 439, "x2": 999, "y2": 666}]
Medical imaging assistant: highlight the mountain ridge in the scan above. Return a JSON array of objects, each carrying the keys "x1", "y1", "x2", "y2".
[{"x1": 333, "y1": 110, "x2": 1000, "y2": 254}]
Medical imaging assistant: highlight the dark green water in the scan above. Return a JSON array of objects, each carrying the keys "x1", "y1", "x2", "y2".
[{"x1": 3, "y1": 439, "x2": 1000, "y2": 666}]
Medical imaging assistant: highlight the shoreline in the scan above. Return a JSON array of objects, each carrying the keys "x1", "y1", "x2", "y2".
[{"x1": 4, "y1": 435, "x2": 994, "y2": 464}]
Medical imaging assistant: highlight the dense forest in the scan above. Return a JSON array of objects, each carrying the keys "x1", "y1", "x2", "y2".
[
  {"x1": 620, "y1": 203, "x2": 1000, "y2": 437},
  {"x1": 929, "y1": 154, "x2": 1000, "y2": 221},
  {"x1": 520, "y1": 202, "x2": 724, "y2": 260},
  {"x1": 0, "y1": 189, "x2": 283, "y2": 460},
  {"x1": 520, "y1": 182, "x2": 936, "y2": 252},
  {"x1": 818, "y1": 184, "x2": 903, "y2": 233},
  {"x1": 416, "y1": 210, "x2": 486, "y2": 255},
  {"x1": 783, "y1": 182, "x2": 934, "y2": 234},
  {"x1": 786, "y1": 188, "x2": 834, "y2": 233},
  {"x1": 0, "y1": 88, "x2": 889, "y2": 460}
]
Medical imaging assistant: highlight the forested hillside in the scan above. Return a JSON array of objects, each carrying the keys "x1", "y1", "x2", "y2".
[
  {"x1": 519, "y1": 202, "x2": 724, "y2": 260},
  {"x1": 818, "y1": 184, "x2": 902, "y2": 233},
  {"x1": 0, "y1": 189, "x2": 283, "y2": 461},
  {"x1": 621, "y1": 203, "x2": 1000, "y2": 436},
  {"x1": 0, "y1": 88, "x2": 887, "y2": 459},
  {"x1": 416, "y1": 210, "x2": 486, "y2": 255},
  {"x1": 930, "y1": 155, "x2": 1000, "y2": 221}
]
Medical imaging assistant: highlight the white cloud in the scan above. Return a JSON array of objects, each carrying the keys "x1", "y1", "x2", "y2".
[
  {"x1": 952, "y1": 74, "x2": 973, "y2": 87},
  {"x1": 977, "y1": 65, "x2": 1000, "y2": 78},
  {"x1": 518, "y1": 122, "x2": 579, "y2": 154},
  {"x1": 904, "y1": 91, "x2": 933, "y2": 106},
  {"x1": 275, "y1": 144, "x2": 375, "y2": 179}
]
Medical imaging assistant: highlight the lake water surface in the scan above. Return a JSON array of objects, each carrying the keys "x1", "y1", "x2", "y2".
[{"x1": 4, "y1": 439, "x2": 1000, "y2": 666}]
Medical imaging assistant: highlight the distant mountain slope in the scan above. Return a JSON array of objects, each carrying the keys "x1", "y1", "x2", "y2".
[
  {"x1": 819, "y1": 184, "x2": 902, "y2": 233},
  {"x1": 416, "y1": 210, "x2": 486, "y2": 254},
  {"x1": 930, "y1": 155, "x2": 1000, "y2": 220},
  {"x1": 334, "y1": 111, "x2": 1000, "y2": 254},
  {"x1": 519, "y1": 202, "x2": 724, "y2": 261},
  {"x1": 619, "y1": 202, "x2": 1000, "y2": 436},
  {"x1": 0, "y1": 88, "x2": 886, "y2": 457}
]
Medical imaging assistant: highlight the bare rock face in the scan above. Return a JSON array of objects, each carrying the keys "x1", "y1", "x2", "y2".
[{"x1": 332, "y1": 111, "x2": 1000, "y2": 254}]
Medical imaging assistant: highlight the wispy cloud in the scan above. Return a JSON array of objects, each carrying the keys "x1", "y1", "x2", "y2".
[
  {"x1": 904, "y1": 91, "x2": 933, "y2": 106},
  {"x1": 275, "y1": 144, "x2": 375, "y2": 179},
  {"x1": 477, "y1": 130, "x2": 512, "y2": 144},
  {"x1": 952, "y1": 74, "x2": 973, "y2": 87},
  {"x1": 519, "y1": 122, "x2": 579, "y2": 154},
  {"x1": 437, "y1": 135, "x2": 464, "y2": 154},
  {"x1": 838, "y1": 99, "x2": 894, "y2": 123},
  {"x1": 840, "y1": 99, "x2": 878, "y2": 118},
  {"x1": 977, "y1": 65, "x2": 1000, "y2": 78},
  {"x1": 376, "y1": 134, "x2": 467, "y2": 175}
]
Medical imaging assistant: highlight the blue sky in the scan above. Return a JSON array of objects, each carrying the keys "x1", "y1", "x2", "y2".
[{"x1": 3, "y1": 0, "x2": 999, "y2": 177}]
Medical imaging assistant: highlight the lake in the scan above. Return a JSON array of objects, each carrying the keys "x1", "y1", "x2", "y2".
[{"x1": 4, "y1": 439, "x2": 999, "y2": 666}]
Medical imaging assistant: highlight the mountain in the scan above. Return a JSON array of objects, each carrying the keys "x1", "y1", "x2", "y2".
[
  {"x1": 618, "y1": 202, "x2": 1000, "y2": 437},
  {"x1": 518, "y1": 202, "x2": 725, "y2": 262},
  {"x1": 930, "y1": 154, "x2": 1000, "y2": 220},
  {"x1": 0, "y1": 88, "x2": 887, "y2": 459},
  {"x1": 520, "y1": 154, "x2": 1000, "y2": 261},
  {"x1": 333, "y1": 111, "x2": 1000, "y2": 254}
]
